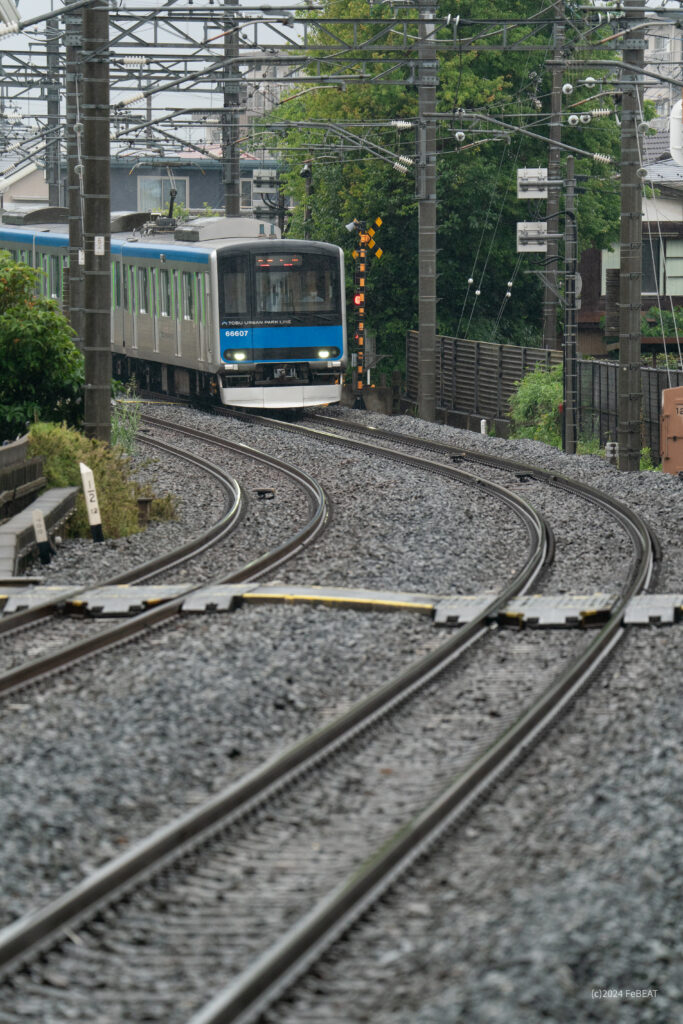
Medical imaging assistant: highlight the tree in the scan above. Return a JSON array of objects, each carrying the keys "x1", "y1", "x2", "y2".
[
  {"x1": 259, "y1": 0, "x2": 622, "y2": 369},
  {"x1": 0, "y1": 252, "x2": 84, "y2": 441}
]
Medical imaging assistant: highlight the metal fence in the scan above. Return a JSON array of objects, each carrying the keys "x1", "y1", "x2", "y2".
[
  {"x1": 577, "y1": 360, "x2": 683, "y2": 458},
  {"x1": 405, "y1": 332, "x2": 683, "y2": 461},
  {"x1": 405, "y1": 331, "x2": 562, "y2": 420}
]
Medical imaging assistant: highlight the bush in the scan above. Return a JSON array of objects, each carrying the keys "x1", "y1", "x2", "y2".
[
  {"x1": 28, "y1": 422, "x2": 175, "y2": 538},
  {"x1": 508, "y1": 364, "x2": 563, "y2": 447},
  {"x1": 0, "y1": 253, "x2": 84, "y2": 441}
]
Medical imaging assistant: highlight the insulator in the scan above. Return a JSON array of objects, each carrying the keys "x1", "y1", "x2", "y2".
[
  {"x1": 590, "y1": 108, "x2": 611, "y2": 118},
  {"x1": 568, "y1": 114, "x2": 579, "y2": 126},
  {"x1": 120, "y1": 92, "x2": 145, "y2": 108},
  {"x1": 393, "y1": 161, "x2": 408, "y2": 174},
  {"x1": 592, "y1": 153, "x2": 612, "y2": 164},
  {"x1": 579, "y1": 114, "x2": 591, "y2": 125},
  {"x1": 455, "y1": 131, "x2": 465, "y2": 142},
  {"x1": 0, "y1": 22, "x2": 19, "y2": 38},
  {"x1": 505, "y1": 291, "x2": 512, "y2": 299},
  {"x1": 475, "y1": 289, "x2": 481, "y2": 296},
  {"x1": 507, "y1": 281, "x2": 513, "y2": 288},
  {"x1": 398, "y1": 155, "x2": 413, "y2": 165},
  {"x1": 468, "y1": 278, "x2": 474, "y2": 285},
  {"x1": 562, "y1": 83, "x2": 573, "y2": 96},
  {"x1": 391, "y1": 120, "x2": 413, "y2": 129}
]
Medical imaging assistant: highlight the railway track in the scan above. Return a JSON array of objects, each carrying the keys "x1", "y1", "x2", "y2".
[
  {"x1": 0, "y1": 406, "x2": 658, "y2": 1023},
  {"x1": 0, "y1": 422, "x2": 329, "y2": 697}
]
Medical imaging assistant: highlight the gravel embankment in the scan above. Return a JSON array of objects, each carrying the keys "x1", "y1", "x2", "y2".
[
  {"x1": 0, "y1": 403, "x2": 525, "y2": 926},
  {"x1": 1, "y1": 405, "x2": 679, "y2": 1024}
]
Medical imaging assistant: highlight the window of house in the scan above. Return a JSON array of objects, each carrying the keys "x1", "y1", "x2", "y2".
[
  {"x1": 665, "y1": 238, "x2": 683, "y2": 295},
  {"x1": 642, "y1": 239, "x2": 660, "y2": 294},
  {"x1": 137, "y1": 176, "x2": 188, "y2": 212}
]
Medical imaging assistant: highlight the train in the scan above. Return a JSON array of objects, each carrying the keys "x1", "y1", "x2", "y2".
[{"x1": 0, "y1": 209, "x2": 347, "y2": 409}]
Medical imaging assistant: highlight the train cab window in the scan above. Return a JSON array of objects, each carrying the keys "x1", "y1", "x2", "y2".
[
  {"x1": 182, "y1": 271, "x2": 194, "y2": 320},
  {"x1": 217, "y1": 254, "x2": 249, "y2": 321},
  {"x1": 138, "y1": 267, "x2": 149, "y2": 314},
  {"x1": 160, "y1": 268, "x2": 171, "y2": 316}
]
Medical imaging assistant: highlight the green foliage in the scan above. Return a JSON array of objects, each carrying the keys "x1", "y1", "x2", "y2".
[
  {"x1": 258, "y1": 0, "x2": 621, "y2": 372},
  {"x1": 111, "y1": 378, "x2": 142, "y2": 454},
  {"x1": 639, "y1": 447, "x2": 661, "y2": 472},
  {"x1": 0, "y1": 252, "x2": 84, "y2": 441},
  {"x1": 28, "y1": 421, "x2": 176, "y2": 538},
  {"x1": 508, "y1": 364, "x2": 563, "y2": 447}
]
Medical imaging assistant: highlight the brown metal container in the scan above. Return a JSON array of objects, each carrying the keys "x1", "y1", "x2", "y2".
[{"x1": 660, "y1": 386, "x2": 683, "y2": 474}]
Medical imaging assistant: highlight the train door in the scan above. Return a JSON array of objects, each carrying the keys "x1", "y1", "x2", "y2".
[
  {"x1": 173, "y1": 268, "x2": 182, "y2": 357},
  {"x1": 197, "y1": 271, "x2": 208, "y2": 364},
  {"x1": 112, "y1": 257, "x2": 125, "y2": 346},
  {"x1": 150, "y1": 267, "x2": 160, "y2": 353}
]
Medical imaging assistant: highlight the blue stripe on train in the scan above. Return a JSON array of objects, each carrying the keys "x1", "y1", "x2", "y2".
[{"x1": 221, "y1": 324, "x2": 344, "y2": 361}]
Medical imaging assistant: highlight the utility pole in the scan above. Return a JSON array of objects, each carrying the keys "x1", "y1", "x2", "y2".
[
  {"x1": 416, "y1": 0, "x2": 437, "y2": 422},
  {"x1": 82, "y1": 0, "x2": 111, "y2": 442},
  {"x1": 618, "y1": 0, "x2": 644, "y2": 471},
  {"x1": 222, "y1": 13, "x2": 241, "y2": 216},
  {"x1": 46, "y1": 12, "x2": 61, "y2": 207},
  {"x1": 63, "y1": 5, "x2": 84, "y2": 351},
  {"x1": 543, "y1": 0, "x2": 563, "y2": 350},
  {"x1": 563, "y1": 156, "x2": 577, "y2": 454}
]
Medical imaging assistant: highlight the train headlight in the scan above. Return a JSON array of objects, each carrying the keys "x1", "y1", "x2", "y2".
[
  {"x1": 318, "y1": 349, "x2": 331, "y2": 359},
  {"x1": 233, "y1": 351, "x2": 247, "y2": 361}
]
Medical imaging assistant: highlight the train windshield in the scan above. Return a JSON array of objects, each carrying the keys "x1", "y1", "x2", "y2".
[
  {"x1": 253, "y1": 252, "x2": 339, "y2": 316},
  {"x1": 218, "y1": 250, "x2": 340, "y2": 322}
]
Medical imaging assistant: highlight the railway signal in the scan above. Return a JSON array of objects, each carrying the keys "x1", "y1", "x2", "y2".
[{"x1": 348, "y1": 216, "x2": 383, "y2": 409}]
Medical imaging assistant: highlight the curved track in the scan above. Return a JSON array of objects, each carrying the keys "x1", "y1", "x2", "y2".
[{"x1": 0, "y1": 410, "x2": 657, "y2": 1024}]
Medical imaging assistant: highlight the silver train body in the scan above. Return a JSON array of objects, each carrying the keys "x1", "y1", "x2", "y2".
[{"x1": 0, "y1": 213, "x2": 347, "y2": 409}]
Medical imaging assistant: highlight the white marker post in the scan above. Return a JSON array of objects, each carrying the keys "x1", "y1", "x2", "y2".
[
  {"x1": 79, "y1": 462, "x2": 104, "y2": 542},
  {"x1": 32, "y1": 509, "x2": 52, "y2": 564}
]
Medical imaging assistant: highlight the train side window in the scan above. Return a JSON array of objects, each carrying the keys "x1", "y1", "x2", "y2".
[
  {"x1": 182, "y1": 271, "x2": 194, "y2": 320},
  {"x1": 61, "y1": 256, "x2": 69, "y2": 300},
  {"x1": 129, "y1": 267, "x2": 137, "y2": 313},
  {"x1": 195, "y1": 273, "x2": 205, "y2": 324},
  {"x1": 123, "y1": 265, "x2": 130, "y2": 310},
  {"x1": 41, "y1": 254, "x2": 49, "y2": 296},
  {"x1": 138, "y1": 267, "x2": 149, "y2": 314},
  {"x1": 160, "y1": 268, "x2": 171, "y2": 315},
  {"x1": 50, "y1": 255, "x2": 60, "y2": 298},
  {"x1": 113, "y1": 263, "x2": 122, "y2": 306}
]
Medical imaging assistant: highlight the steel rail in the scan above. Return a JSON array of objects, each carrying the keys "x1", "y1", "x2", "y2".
[
  {"x1": 310, "y1": 413, "x2": 661, "y2": 588},
  {"x1": 0, "y1": 434, "x2": 242, "y2": 636},
  {"x1": 0, "y1": 415, "x2": 550, "y2": 982},
  {"x1": 184, "y1": 418, "x2": 656, "y2": 1024},
  {"x1": 0, "y1": 422, "x2": 330, "y2": 696}
]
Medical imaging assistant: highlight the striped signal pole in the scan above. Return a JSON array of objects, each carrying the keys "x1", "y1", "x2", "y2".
[{"x1": 351, "y1": 217, "x2": 383, "y2": 409}]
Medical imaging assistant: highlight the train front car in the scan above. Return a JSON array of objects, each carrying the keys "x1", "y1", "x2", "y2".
[{"x1": 216, "y1": 240, "x2": 346, "y2": 408}]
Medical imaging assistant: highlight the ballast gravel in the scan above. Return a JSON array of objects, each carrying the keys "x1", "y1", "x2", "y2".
[{"x1": 1, "y1": 403, "x2": 680, "y2": 1022}]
